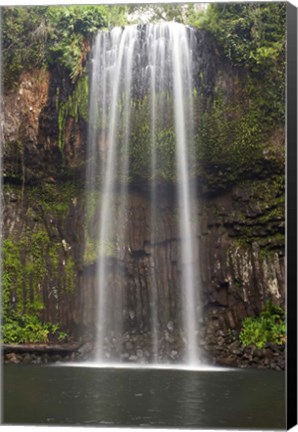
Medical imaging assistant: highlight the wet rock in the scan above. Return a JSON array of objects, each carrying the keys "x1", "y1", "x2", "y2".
[
  {"x1": 6, "y1": 352, "x2": 22, "y2": 364},
  {"x1": 229, "y1": 340, "x2": 242, "y2": 355},
  {"x1": 217, "y1": 336, "x2": 225, "y2": 346},
  {"x1": 33, "y1": 356, "x2": 42, "y2": 364},
  {"x1": 22, "y1": 353, "x2": 32, "y2": 364},
  {"x1": 136, "y1": 349, "x2": 143, "y2": 358},
  {"x1": 78, "y1": 342, "x2": 93, "y2": 356},
  {"x1": 170, "y1": 350, "x2": 178, "y2": 360},
  {"x1": 42, "y1": 354, "x2": 49, "y2": 363},
  {"x1": 121, "y1": 353, "x2": 129, "y2": 359},
  {"x1": 128, "y1": 355, "x2": 138, "y2": 362},
  {"x1": 9, "y1": 193, "x2": 18, "y2": 203},
  {"x1": 125, "y1": 342, "x2": 133, "y2": 350},
  {"x1": 167, "y1": 321, "x2": 174, "y2": 332},
  {"x1": 52, "y1": 355, "x2": 62, "y2": 362},
  {"x1": 217, "y1": 354, "x2": 236, "y2": 367},
  {"x1": 214, "y1": 345, "x2": 225, "y2": 352},
  {"x1": 144, "y1": 350, "x2": 150, "y2": 358}
]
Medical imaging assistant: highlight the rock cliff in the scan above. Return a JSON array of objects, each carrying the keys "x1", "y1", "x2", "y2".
[{"x1": 2, "y1": 28, "x2": 285, "y2": 367}]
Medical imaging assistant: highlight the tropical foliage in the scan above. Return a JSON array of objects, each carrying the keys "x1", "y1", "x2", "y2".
[
  {"x1": 199, "y1": 3, "x2": 286, "y2": 73},
  {"x1": 239, "y1": 302, "x2": 286, "y2": 349},
  {"x1": 2, "y1": 5, "x2": 128, "y2": 87},
  {"x1": 2, "y1": 313, "x2": 67, "y2": 344}
]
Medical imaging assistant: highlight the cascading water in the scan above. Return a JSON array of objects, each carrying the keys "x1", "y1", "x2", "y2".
[{"x1": 86, "y1": 22, "x2": 203, "y2": 366}]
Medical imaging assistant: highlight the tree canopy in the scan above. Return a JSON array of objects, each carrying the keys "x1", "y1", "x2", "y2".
[
  {"x1": 199, "y1": 3, "x2": 286, "y2": 73},
  {"x1": 2, "y1": 3, "x2": 286, "y2": 90},
  {"x1": 2, "y1": 5, "x2": 129, "y2": 87}
]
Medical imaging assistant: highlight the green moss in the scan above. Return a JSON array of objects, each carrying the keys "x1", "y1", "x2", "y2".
[
  {"x1": 208, "y1": 174, "x2": 284, "y2": 251},
  {"x1": 83, "y1": 48, "x2": 283, "y2": 189},
  {"x1": 65, "y1": 257, "x2": 75, "y2": 293},
  {"x1": 57, "y1": 75, "x2": 89, "y2": 150},
  {"x1": 258, "y1": 247, "x2": 278, "y2": 261},
  {"x1": 83, "y1": 238, "x2": 98, "y2": 265},
  {"x1": 83, "y1": 190, "x2": 120, "y2": 264},
  {"x1": 2, "y1": 226, "x2": 75, "y2": 320},
  {"x1": 195, "y1": 60, "x2": 285, "y2": 192},
  {"x1": 83, "y1": 189, "x2": 99, "y2": 265},
  {"x1": 197, "y1": 94, "x2": 263, "y2": 186},
  {"x1": 83, "y1": 236, "x2": 119, "y2": 264},
  {"x1": 28, "y1": 182, "x2": 81, "y2": 217}
]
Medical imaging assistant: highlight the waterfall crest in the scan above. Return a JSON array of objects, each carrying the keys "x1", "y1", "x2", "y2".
[{"x1": 86, "y1": 23, "x2": 203, "y2": 365}]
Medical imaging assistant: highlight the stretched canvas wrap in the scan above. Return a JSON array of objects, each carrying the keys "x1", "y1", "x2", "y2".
[{"x1": 1, "y1": 1, "x2": 297, "y2": 430}]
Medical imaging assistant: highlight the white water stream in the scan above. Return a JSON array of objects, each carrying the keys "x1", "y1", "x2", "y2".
[{"x1": 87, "y1": 23, "x2": 202, "y2": 365}]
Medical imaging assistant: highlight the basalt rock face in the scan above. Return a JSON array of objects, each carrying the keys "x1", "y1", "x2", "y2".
[
  {"x1": 2, "y1": 67, "x2": 89, "y2": 337},
  {"x1": 3, "y1": 67, "x2": 87, "y2": 184},
  {"x1": 3, "y1": 181, "x2": 284, "y2": 364},
  {"x1": 2, "y1": 28, "x2": 285, "y2": 367},
  {"x1": 3, "y1": 69, "x2": 50, "y2": 183},
  {"x1": 3, "y1": 183, "x2": 86, "y2": 335},
  {"x1": 199, "y1": 180, "x2": 285, "y2": 365},
  {"x1": 82, "y1": 180, "x2": 284, "y2": 363}
]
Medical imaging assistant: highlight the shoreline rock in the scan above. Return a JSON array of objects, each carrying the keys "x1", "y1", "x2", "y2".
[{"x1": 2, "y1": 338, "x2": 285, "y2": 370}]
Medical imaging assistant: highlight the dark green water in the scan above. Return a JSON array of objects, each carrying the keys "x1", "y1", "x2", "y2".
[{"x1": 2, "y1": 364, "x2": 285, "y2": 429}]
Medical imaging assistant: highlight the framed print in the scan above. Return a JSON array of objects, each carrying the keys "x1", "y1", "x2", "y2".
[{"x1": 1, "y1": 1, "x2": 297, "y2": 430}]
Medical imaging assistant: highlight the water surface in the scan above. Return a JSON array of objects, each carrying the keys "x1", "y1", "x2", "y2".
[{"x1": 3, "y1": 365, "x2": 285, "y2": 429}]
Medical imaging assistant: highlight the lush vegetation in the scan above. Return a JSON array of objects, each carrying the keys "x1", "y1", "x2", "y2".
[
  {"x1": 2, "y1": 231, "x2": 72, "y2": 344},
  {"x1": 1, "y1": 184, "x2": 78, "y2": 344},
  {"x1": 199, "y1": 3, "x2": 285, "y2": 71},
  {"x1": 191, "y1": 3, "x2": 286, "y2": 193},
  {"x1": 239, "y1": 302, "x2": 286, "y2": 349},
  {"x1": 2, "y1": 313, "x2": 67, "y2": 344},
  {"x1": 2, "y1": 5, "x2": 129, "y2": 88},
  {"x1": 3, "y1": 4, "x2": 285, "y2": 177},
  {"x1": 201, "y1": 2, "x2": 285, "y2": 122},
  {"x1": 2, "y1": 6, "x2": 49, "y2": 88}
]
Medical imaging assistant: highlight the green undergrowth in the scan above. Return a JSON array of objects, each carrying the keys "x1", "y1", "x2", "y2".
[
  {"x1": 2, "y1": 313, "x2": 68, "y2": 344},
  {"x1": 239, "y1": 301, "x2": 285, "y2": 349},
  {"x1": 2, "y1": 182, "x2": 80, "y2": 343},
  {"x1": 2, "y1": 227, "x2": 75, "y2": 343}
]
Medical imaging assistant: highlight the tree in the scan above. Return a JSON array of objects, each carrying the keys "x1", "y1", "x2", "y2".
[
  {"x1": 2, "y1": 6, "x2": 49, "y2": 88},
  {"x1": 2, "y1": 5, "x2": 129, "y2": 87},
  {"x1": 199, "y1": 3, "x2": 286, "y2": 74}
]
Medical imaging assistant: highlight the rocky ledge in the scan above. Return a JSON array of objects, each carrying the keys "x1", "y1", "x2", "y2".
[
  {"x1": 205, "y1": 337, "x2": 285, "y2": 370},
  {"x1": 2, "y1": 336, "x2": 285, "y2": 370},
  {"x1": 2, "y1": 343, "x2": 84, "y2": 364}
]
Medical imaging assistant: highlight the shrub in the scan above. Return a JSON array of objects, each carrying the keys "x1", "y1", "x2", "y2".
[
  {"x1": 1, "y1": 313, "x2": 68, "y2": 344},
  {"x1": 239, "y1": 301, "x2": 286, "y2": 349}
]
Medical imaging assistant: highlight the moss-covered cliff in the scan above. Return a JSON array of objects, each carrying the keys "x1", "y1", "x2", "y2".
[{"x1": 2, "y1": 4, "x2": 286, "y2": 367}]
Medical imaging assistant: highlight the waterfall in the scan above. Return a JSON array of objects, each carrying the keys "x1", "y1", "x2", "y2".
[
  {"x1": 86, "y1": 23, "x2": 202, "y2": 365},
  {"x1": 171, "y1": 27, "x2": 200, "y2": 365}
]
